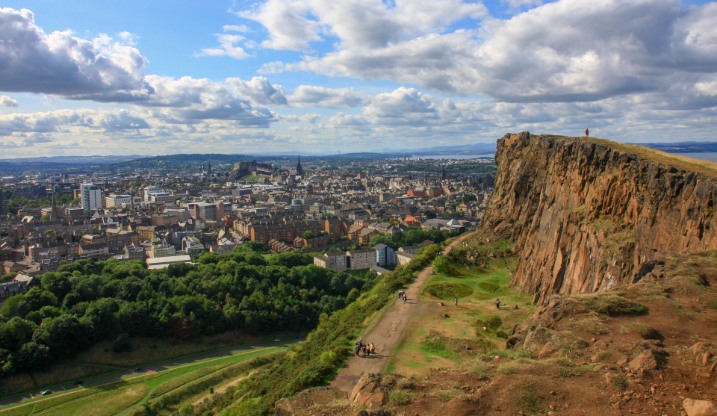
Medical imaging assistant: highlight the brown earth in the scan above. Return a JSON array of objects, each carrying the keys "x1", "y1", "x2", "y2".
[{"x1": 279, "y1": 246, "x2": 717, "y2": 416}]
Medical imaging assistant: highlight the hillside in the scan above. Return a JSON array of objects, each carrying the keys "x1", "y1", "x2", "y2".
[
  {"x1": 272, "y1": 245, "x2": 717, "y2": 416},
  {"x1": 482, "y1": 132, "x2": 717, "y2": 303},
  {"x1": 261, "y1": 133, "x2": 717, "y2": 416}
]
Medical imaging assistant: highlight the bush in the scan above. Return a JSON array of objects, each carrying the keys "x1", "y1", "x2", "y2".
[
  {"x1": 388, "y1": 389, "x2": 413, "y2": 406},
  {"x1": 585, "y1": 296, "x2": 648, "y2": 316}
]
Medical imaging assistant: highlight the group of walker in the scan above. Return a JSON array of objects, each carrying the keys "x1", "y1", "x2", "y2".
[
  {"x1": 354, "y1": 339, "x2": 376, "y2": 357},
  {"x1": 398, "y1": 289, "x2": 407, "y2": 303}
]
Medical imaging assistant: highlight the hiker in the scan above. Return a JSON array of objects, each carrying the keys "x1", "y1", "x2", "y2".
[
  {"x1": 355, "y1": 343, "x2": 361, "y2": 356},
  {"x1": 402, "y1": 294, "x2": 407, "y2": 303},
  {"x1": 369, "y1": 343, "x2": 375, "y2": 355},
  {"x1": 454, "y1": 297, "x2": 458, "y2": 306},
  {"x1": 495, "y1": 298, "x2": 501, "y2": 310},
  {"x1": 585, "y1": 128, "x2": 590, "y2": 137}
]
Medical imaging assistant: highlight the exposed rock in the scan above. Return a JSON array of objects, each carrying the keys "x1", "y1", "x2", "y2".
[
  {"x1": 683, "y1": 398, "x2": 717, "y2": 416},
  {"x1": 628, "y1": 349, "x2": 666, "y2": 376},
  {"x1": 481, "y1": 133, "x2": 717, "y2": 304},
  {"x1": 350, "y1": 373, "x2": 386, "y2": 408},
  {"x1": 275, "y1": 386, "x2": 347, "y2": 416},
  {"x1": 521, "y1": 325, "x2": 566, "y2": 358}
]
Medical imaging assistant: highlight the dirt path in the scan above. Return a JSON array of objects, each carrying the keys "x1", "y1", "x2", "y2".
[{"x1": 330, "y1": 232, "x2": 474, "y2": 394}]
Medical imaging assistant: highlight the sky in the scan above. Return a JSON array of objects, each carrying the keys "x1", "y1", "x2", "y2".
[{"x1": 1, "y1": 0, "x2": 716, "y2": 157}]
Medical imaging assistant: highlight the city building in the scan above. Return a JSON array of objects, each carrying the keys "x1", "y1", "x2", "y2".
[{"x1": 81, "y1": 183, "x2": 102, "y2": 212}]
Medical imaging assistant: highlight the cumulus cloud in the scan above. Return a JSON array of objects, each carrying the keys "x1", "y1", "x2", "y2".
[
  {"x1": 288, "y1": 86, "x2": 366, "y2": 108},
  {"x1": 239, "y1": 0, "x2": 321, "y2": 50},
  {"x1": 250, "y1": 0, "x2": 717, "y2": 108},
  {"x1": 199, "y1": 24, "x2": 251, "y2": 59},
  {"x1": 0, "y1": 109, "x2": 150, "y2": 136},
  {"x1": 0, "y1": 95, "x2": 19, "y2": 107},
  {"x1": 0, "y1": 8, "x2": 146, "y2": 96},
  {"x1": 238, "y1": 0, "x2": 485, "y2": 51}
]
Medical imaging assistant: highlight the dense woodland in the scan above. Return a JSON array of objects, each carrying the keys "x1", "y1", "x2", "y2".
[{"x1": 0, "y1": 246, "x2": 379, "y2": 376}]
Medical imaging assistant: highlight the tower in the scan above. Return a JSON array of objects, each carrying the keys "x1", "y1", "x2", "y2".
[{"x1": 296, "y1": 156, "x2": 304, "y2": 176}]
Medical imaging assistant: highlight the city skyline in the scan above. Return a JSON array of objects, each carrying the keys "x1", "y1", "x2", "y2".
[{"x1": 1, "y1": 0, "x2": 716, "y2": 157}]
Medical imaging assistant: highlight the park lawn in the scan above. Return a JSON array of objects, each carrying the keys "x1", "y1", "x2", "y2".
[
  {"x1": 0, "y1": 345, "x2": 287, "y2": 416},
  {"x1": 0, "y1": 331, "x2": 296, "y2": 400}
]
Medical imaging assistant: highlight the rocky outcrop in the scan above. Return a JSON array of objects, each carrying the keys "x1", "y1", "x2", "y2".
[
  {"x1": 482, "y1": 132, "x2": 717, "y2": 303},
  {"x1": 350, "y1": 373, "x2": 386, "y2": 408}
]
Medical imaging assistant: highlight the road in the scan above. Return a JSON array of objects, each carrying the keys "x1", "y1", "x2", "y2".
[{"x1": 330, "y1": 232, "x2": 474, "y2": 393}]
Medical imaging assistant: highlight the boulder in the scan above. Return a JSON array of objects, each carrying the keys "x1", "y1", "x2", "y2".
[
  {"x1": 628, "y1": 349, "x2": 665, "y2": 376},
  {"x1": 683, "y1": 398, "x2": 717, "y2": 416},
  {"x1": 522, "y1": 326, "x2": 566, "y2": 358},
  {"x1": 350, "y1": 373, "x2": 386, "y2": 408}
]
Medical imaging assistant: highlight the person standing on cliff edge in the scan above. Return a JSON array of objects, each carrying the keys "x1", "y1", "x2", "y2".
[{"x1": 585, "y1": 128, "x2": 590, "y2": 137}]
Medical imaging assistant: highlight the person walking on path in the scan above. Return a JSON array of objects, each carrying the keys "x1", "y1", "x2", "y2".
[
  {"x1": 495, "y1": 298, "x2": 501, "y2": 310},
  {"x1": 454, "y1": 297, "x2": 458, "y2": 306}
]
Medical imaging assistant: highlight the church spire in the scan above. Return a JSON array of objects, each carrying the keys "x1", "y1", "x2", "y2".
[{"x1": 296, "y1": 156, "x2": 304, "y2": 176}]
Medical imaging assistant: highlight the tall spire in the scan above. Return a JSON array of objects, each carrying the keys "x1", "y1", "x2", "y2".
[{"x1": 296, "y1": 156, "x2": 304, "y2": 176}]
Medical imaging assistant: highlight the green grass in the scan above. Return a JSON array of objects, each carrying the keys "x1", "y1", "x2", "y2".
[
  {"x1": 420, "y1": 335, "x2": 456, "y2": 360},
  {"x1": 388, "y1": 389, "x2": 413, "y2": 406},
  {"x1": 424, "y1": 282, "x2": 473, "y2": 299},
  {"x1": 0, "y1": 345, "x2": 287, "y2": 416}
]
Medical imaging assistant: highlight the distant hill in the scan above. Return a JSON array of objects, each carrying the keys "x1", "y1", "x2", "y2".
[{"x1": 0, "y1": 155, "x2": 142, "y2": 174}]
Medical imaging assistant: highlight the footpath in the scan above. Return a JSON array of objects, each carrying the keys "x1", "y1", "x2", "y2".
[{"x1": 330, "y1": 232, "x2": 474, "y2": 393}]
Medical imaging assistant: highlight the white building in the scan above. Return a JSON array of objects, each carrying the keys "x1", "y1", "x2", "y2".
[
  {"x1": 105, "y1": 194, "x2": 132, "y2": 209},
  {"x1": 81, "y1": 183, "x2": 102, "y2": 212}
]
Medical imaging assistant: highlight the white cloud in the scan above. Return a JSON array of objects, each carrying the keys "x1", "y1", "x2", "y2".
[
  {"x1": 239, "y1": 0, "x2": 321, "y2": 50},
  {"x1": 253, "y1": 0, "x2": 717, "y2": 109},
  {"x1": 0, "y1": 95, "x2": 19, "y2": 107},
  {"x1": 0, "y1": 109, "x2": 150, "y2": 136},
  {"x1": 288, "y1": 86, "x2": 366, "y2": 108},
  {"x1": 0, "y1": 8, "x2": 146, "y2": 97}
]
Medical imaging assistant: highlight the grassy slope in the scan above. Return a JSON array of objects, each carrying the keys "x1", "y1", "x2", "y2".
[
  {"x1": 0, "y1": 330, "x2": 292, "y2": 398},
  {"x1": 542, "y1": 134, "x2": 717, "y2": 177},
  {"x1": 380, "y1": 246, "x2": 717, "y2": 415},
  {"x1": 188, "y1": 243, "x2": 443, "y2": 416},
  {"x1": 0, "y1": 345, "x2": 288, "y2": 416},
  {"x1": 387, "y1": 239, "x2": 536, "y2": 376}
]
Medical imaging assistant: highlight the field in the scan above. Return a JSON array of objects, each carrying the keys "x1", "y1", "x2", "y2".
[{"x1": 0, "y1": 340, "x2": 295, "y2": 416}]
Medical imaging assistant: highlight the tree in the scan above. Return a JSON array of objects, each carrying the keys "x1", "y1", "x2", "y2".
[
  {"x1": 33, "y1": 314, "x2": 91, "y2": 358},
  {"x1": 17, "y1": 341, "x2": 51, "y2": 371}
]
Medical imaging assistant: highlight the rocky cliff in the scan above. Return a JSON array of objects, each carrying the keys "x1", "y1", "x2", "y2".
[{"x1": 482, "y1": 132, "x2": 717, "y2": 303}]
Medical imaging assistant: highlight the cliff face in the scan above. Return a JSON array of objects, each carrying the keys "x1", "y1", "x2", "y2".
[{"x1": 482, "y1": 132, "x2": 717, "y2": 303}]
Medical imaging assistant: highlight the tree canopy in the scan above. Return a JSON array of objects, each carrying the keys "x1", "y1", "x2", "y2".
[{"x1": 0, "y1": 246, "x2": 378, "y2": 376}]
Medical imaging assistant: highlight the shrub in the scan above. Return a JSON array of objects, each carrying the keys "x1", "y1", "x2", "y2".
[
  {"x1": 612, "y1": 376, "x2": 629, "y2": 390},
  {"x1": 388, "y1": 389, "x2": 413, "y2": 406},
  {"x1": 585, "y1": 296, "x2": 648, "y2": 316}
]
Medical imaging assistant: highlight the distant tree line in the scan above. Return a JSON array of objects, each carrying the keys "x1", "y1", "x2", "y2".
[{"x1": 0, "y1": 247, "x2": 378, "y2": 376}]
